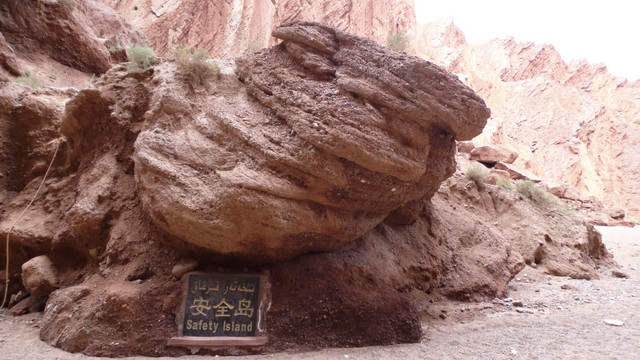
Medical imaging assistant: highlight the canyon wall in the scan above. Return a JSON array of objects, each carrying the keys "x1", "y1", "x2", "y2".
[
  {"x1": 415, "y1": 20, "x2": 640, "y2": 217},
  {"x1": 97, "y1": 0, "x2": 416, "y2": 57},
  {"x1": 98, "y1": 2, "x2": 640, "y2": 217}
]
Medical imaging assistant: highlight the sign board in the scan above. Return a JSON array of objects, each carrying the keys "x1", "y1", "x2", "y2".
[{"x1": 168, "y1": 272, "x2": 269, "y2": 348}]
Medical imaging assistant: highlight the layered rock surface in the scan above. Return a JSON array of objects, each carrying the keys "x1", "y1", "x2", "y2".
[
  {"x1": 0, "y1": 6, "x2": 618, "y2": 357},
  {"x1": 415, "y1": 19, "x2": 640, "y2": 217},
  {"x1": 0, "y1": 0, "x2": 143, "y2": 76},
  {"x1": 133, "y1": 21, "x2": 489, "y2": 261},
  {"x1": 98, "y1": 0, "x2": 416, "y2": 57}
]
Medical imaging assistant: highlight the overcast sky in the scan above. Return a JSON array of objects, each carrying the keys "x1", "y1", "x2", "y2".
[{"x1": 414, "y1": 0, "x2": 640, "y2": 80}]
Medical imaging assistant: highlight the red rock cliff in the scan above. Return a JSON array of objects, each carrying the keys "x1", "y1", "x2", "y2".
[
  {"x1": 416, "y1": 19, "x2": 640, "y2": 217},
  {"x1": 98, "y1": 0, "x2": 416, "y2": 57}
]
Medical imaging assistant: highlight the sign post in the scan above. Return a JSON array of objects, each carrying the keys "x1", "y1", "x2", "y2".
[{"x1": 168, "y1": 272, "x2": 269, "y2": 348}]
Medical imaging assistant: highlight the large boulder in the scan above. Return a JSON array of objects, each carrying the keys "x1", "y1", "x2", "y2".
[
  {"x1": 133, "y1": 21, "x2": 490, "y2": 262},
  {"x1": 494, "y1": 161, "x2": 541, "y2": 182},
  {"x1": 469, "y1": 144, "x2": 518, "y2": 164}
]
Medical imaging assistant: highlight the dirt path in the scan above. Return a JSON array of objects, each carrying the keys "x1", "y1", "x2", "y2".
[{"x1": 1, "y1": 226, "x2": 639, "y2": 360}]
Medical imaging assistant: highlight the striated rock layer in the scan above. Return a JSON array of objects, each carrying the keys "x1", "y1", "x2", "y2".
[
  {"x1": 415, "y1": 19, "x2": 640, "y2": 217},
  {"x1": 0, "y1": 0, "x2": 144, "y2": 76},
  {"x1": 98, "y1": 0, "x2": 416, "y2": 57},
  {"x1": 133, "y1": 21, "x2": 489, "y2": 261}
]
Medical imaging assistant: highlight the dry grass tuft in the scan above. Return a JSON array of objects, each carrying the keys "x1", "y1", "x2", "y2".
[
  {"x1": 127, "y1": 43, "x2": 155, "y2": 72},
  {"x1": 174, "y1": 45, "x2": 220, "y2": 86},
  {"x1": 465, "y1": 164, "x2": 489, "y2": 184}
]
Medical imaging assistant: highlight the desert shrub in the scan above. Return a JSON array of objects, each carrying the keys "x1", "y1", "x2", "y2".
[
  {"x1": 557, "y1": 206, "x2": 578, "y2": 217},
  {"x1": 465, "y1": 164, "x2": 489, "y2": 183},
  {"x1": 127, "y1": 43, "x2": 156, "y2": 72},
  {"x1": 174, "y1": 45, "x2": 219, "y2": 86},
  {"x1": 60, "y1": 0, "x2": 76, "y2": 11},
  {"x1": 108, "y1": 44, "x2": 124, "y2": 54},
  {"x1": 247, "y1": 41, "x2": 262, "y2": 54},
  {"x1": 15, "y1": 70, "x2": 39, "y2": 89},
  {"x1": 496, "y1": 175, "x2": 514, "y2": 190},
  {"x1": 515, "y1": 180, "x2": 555, "y2": 206},
  {"x1": 387, "y1": 29, "x2": 408, "y2": 52}
]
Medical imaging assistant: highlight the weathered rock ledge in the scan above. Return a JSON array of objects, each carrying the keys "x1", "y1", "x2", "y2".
[{"x1": 133, "y1": 21, "x2": 489, "y2": 261}]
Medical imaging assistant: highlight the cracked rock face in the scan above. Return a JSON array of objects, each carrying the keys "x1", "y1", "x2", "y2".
[{"x1": 133, "y1": 21, "x2": 489, "y2": 262}]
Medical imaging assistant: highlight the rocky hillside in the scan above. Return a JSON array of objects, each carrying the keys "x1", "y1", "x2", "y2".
[
  {"x1": 97, "y1": 0, "x2": 416, "y2": 57},
  {"x1": 415, "y1": 20, "x2": 640, "y2": 218},
  {"x1": 0, "y1": 1, "x2": 620, "y2": 357},
  {"x1": 98, "y1": 2, "x2": 640, "y2": 219}
]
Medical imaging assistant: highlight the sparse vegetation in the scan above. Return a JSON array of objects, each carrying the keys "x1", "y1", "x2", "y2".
[
  {"x1": 496, "y1": 175, "x2": 514, "y2": 190},
  {"x1": 465, "y1": 164, "x2": 489, "y2": 184},
  {"x1": 108, "y1": 44, "x2": 124, "y2": 54},
  {"x1": 387, "y1": 29, "x2": 409, "y2": 52},
  {"x1": 59, "y1": 0, "x2": 76, "y2": 12},
  {"x1": 246, "y1": 40, "x2": 262, "y2": 54},
  {"x1": 15, "y1": 70, "x2": 40, "y2": 89},
  {"x1": 174, "y1": 44, "x2": 220, "y2": 86},
  {"x1": 557, "y1": 205, "x2": 579, "y2": 217},
  {"x1": 48, "y1": 74, "x2": 57, "y2": 82},
  {"x1": 626, "y1": 216, "x2": 640, "y2": 224},
  {"x1": 127, "y1": 43, "x2": 156, "y2": 72},
  {"x1": 515, "y1": 180, "x2": 555, "y2": 206}
]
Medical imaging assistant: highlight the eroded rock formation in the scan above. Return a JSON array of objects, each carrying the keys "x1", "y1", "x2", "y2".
[
  {"x1": 0, "y1": 0, "x2": 143, "y2": 75},
  {"x1": 416, "y1": 19, "x2": 640, "y2": 217},
  {"x1": 98, "y1": 0, "x2": 416, "y2": 57},
  {"x1": 0, "y1": 8, "x2": 615, "y2": 357},
  {"x1": 133, "y1": 21, "x2": 489, "y2": 261}
]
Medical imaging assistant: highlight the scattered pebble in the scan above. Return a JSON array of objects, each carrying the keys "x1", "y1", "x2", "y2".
[
  {"x1": 603, "y1": 319, "x2": 624, "y2": 327},
  {"x1": 512, "y1": 300, "x2": 524, "y2": 307},
  {"x1": 515, "y1": 307, "x2": 534, "y2": 314},
  {"x1": 612, "y1": 270, "x2": 629, "y2": 279}
]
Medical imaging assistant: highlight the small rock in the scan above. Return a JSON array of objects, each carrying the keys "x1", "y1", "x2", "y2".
[
  {"x1": 8, "y1": 290, "x2": 28, "y2": 308},
  {"x1": 603, "y1": 319, "x2": 624, "y2": 326},
  {"x1": 515, "y1": 307, "x2": 534, "y2": 314},
  {"x1": 171, "y1": 258, "x2": 199, "y2": 279},
  {"x1": 512, "y1": 300, "x2": 524, "y2": 307},
  {"x1": 9, "y1": 296, "x2": 47, "y2": 316},
  {"x1": 21, "y1": 255, "x2": 58, "y2": 297},
  {"x1": 503, "y1": 297, "x2": 513, "y2": 302},
  {"x1": 605, "y1": 208, "x2": 626, "y2": 220},
  {"x1": 439, "y1": 313, "x2": 446, "y2": 320},
  {"x1": 612, "y1": 270, "x2": 628, "y2": 279}
]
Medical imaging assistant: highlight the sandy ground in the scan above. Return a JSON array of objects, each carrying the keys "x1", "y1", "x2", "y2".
[{"x1": 1, "y1": 225, "x2": 638, "y2": 360}]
